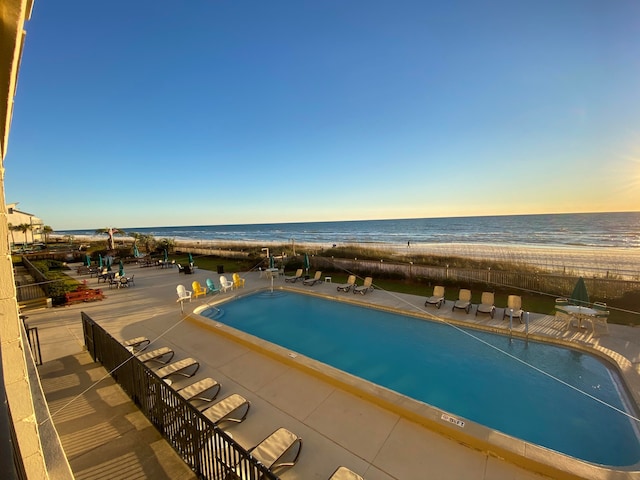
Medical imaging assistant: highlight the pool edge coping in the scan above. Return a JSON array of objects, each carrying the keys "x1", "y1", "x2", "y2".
[{"x1": 190, "y1": 287, "x2": 640, "y2": 480}]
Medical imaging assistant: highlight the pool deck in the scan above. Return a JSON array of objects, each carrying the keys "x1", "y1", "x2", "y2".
[{"x1": 26, "y1": 264, "x2": 640, "y2": 480}]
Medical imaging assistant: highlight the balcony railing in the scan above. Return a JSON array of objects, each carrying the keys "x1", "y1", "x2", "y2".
[{"x1": 80, "y1": 312, "x2": 279, "y2": 479}]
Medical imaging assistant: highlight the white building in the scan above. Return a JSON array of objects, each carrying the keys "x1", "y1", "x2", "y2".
[{"x1": 6, "y1": 202, "x2": 44, "y2": 247}]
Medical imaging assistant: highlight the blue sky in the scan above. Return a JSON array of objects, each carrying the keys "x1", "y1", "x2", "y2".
[{"x1": 5, "y1": 0, "x2": 640, "y2": 230}]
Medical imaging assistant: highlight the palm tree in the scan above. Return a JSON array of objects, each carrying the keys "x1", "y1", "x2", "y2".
[
  {"x1": 95, "y1": 227, "x2": 124, "y2": 251},
  {"x1": 157, "y1": 237, "x2": 175, "y2": 254},
  {"x1": 131, "y1": 233, "x2": 156, "y2": 254},
  {"x1": 7, "y1": 223, "x2": 15, "y2": 249},
  {"x1": 17, "y1": 223, "x2": 32, "y2": 249},
  {"x1": 42, "y1": 225, "x2": 53, "y2": 244},
  {"x1": 130, "y1": 232, "x2": 142, "y2": 246}
]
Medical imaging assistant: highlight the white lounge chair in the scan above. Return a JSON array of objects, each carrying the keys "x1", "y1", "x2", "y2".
[
  {"x1": 452, "y1": 289, "x2": 472, "y2": 314},
  {"x1": 284, "y1": 269, "x2": 303, "y2": 283},
  {"x1": 424, "y1": 285, "x2": 445, "y2": 308},
  {"x1": 153, "y1": 357, "x2": 200, "y2": 379},
  {"x1": 329, "y1": 466, "x2": 365, "y2": 480},
  {"x1": 220, "y1": 275, "x2": 234, "y2": 292},
  {"x1": 336, "y1": 275, "x2": 356, "y2": 292},
  {"x1": 353, "y1": 277, "x2": 373, "y2": 295},
  {"x1": 503, "y1": 295, "x2": 524, "y2": 323},
  {"x1": 177, "y1": 377, "x2": 221, "y2": 408},
  {"x1": 235, "y1": 428, "x2": 303, "y2": 479},
  {"x1": 135, "y1": 346, "x2": 175, "y2": 364},
  {"x1": 202, "y1": 393, "x2": 251, "y2": 426},
  {"x1": 475, "y1": 292, "x2": 496, "y2": 318},
  {"x1": 122, "y1": 336, "x2": 150, "y2": 351},
  {"x1": 303, "y1": 271, "x2": 323, "y2": 286}
]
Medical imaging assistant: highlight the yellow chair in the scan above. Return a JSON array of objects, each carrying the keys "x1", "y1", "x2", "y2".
[
  {"x1": 192, "y1": 281, "x2": 207, "y2": 298},
  {"x1": 232, "y1": 273, "x2": 245, "y2": 289}
]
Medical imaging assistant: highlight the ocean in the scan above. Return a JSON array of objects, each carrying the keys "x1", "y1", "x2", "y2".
[{"x1": 59, "y1": 212, "x2": 640, "y2": 249}]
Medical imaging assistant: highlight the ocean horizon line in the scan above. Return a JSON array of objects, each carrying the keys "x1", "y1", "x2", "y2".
[
  {"x1": 56, "y1": 209, "x2": 639, "y2": 232},
  {"x1": 54, "y1": 212, "x2": 640, "y2": 252}
]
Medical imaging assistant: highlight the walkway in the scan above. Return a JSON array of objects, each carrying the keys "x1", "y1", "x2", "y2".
[{"x1": 27, "y1": 262, "x2": 640, "y2": 480}]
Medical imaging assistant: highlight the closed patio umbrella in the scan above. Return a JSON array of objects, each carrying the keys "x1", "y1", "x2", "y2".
[
  {"x1": 570, "y1": 277, "x2": 590, "y2": 307},
  {"x1": 188, "y1": 252, "x2": 194, "y2": 265},
  {"x1": 106, "y1": 256, "x2": 112, "y2": 271},
  {"x1": 98, "y1": 254, "x2": 103, "y2": 269},
  {"x1": 269, "y1": 255, "x2": 275, "y2": 269},
  {"x1": 119, "y1": 260, "x2": 125, "y2": 277},
  {"x1": 85, "y1": 254, "x2": 91, "y2": 266},
  {"x1": 303, "y1": 253, "x2": 310, "y2": 275},
  {"x1": 133, "y1": 244, "x2": 140, "y2": 257},
  {"x1": 163, "y1": 249, "x2": 169, "y2": 263}
]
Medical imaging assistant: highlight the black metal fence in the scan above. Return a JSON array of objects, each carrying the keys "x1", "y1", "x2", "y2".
[
  {"x1": 80, "y1": 312, "x2": 278, "y2": 480},
  {"x1": 15, "y1": 283, "x2": 47, "y2": 303},
  {"x1": 26, "y1": 327, "x2": 42, "y2": 366}
]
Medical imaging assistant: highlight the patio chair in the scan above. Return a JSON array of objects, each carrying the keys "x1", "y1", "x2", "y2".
[
  {"x1": 475, "y1": 292, "x2": 496, "y2": 318},
  {"x1": 241, "y1": 427, "x2": 302, "y2": 478},
  {"x1": 554, "y1": 297, "x2": 574, "y2": 328},
  {"x1": 153, "y1": 357, "x2": 200, "y2": 379},
  {"x1": 118, "y1": 276, "x2": 130, "y2": 288},
  {"x1": 503, "y1": 295, "x2": 524, "y2": 323},
  {"x1": 206, "y1": 278, "x2": 220, "y2": 295},
  {"x1": 593, "y1": 301, "x2": 610, "y2": 317},
  {"x1": 353, "y1": 277, "x2": 374, "y2": 295},
  {"x1": 336, "y1": 275, "x2": 356, "y2": 292},
  {"x1": 424, "y1": 285, "x2": 445, "y2": 308},
  {"x1": 592, "y1": 302, "x2": 610, "y2": 334},
  {"x1": 303, "y1": 271, "x2": 323, "y2": 286},
  {"x1": 135, "y1": 346, "x2": 175, "y2": 364},
  {"x1": 122, "y1": 336, "x2": 150, "y2": 351},
  {"x1": 176, "y1": 284, "x2": 192, "y2": 302},
  {"x1": 220, "y1": 275, "x2": 234, "y2": 292},
  {"x1": 452, "y1": 289, "x2": 472, "y2": 314},
  {"x1": 232, "y1": 273, "x2": 246, "y2": 289},
  {"x1": 328, "y1": 466, "x2": 365, "y2": 480},
  {"x1": 176, "y1": 377, "x2": 221, "y2": 408},
  {"x1": 108, "y1": 275, "x2": 120, "y2": 289},
  {"x1": 202, "y1": 393, "x2": 251, "y2": 426},
  {"x1": 284, "y1": 268, "x2": 304, "y2": 283},
  {"x1": 192, "y1": 280, "x2": 207, "y2": 298}
]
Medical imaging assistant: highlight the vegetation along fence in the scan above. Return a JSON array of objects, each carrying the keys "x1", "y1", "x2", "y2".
[
  {"x1": 315, "y1": 257, "x2": 640, "y2": 300},
  {"x1": 81, "y1": 312, "x2": 280, "y2": 480}
]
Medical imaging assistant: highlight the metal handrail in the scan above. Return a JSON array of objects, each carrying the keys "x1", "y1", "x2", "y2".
[{"x1": 81, "y1": 312, "x2": 278, "y2": 479}]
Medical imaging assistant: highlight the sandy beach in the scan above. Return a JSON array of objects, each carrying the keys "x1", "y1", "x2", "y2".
[{"x1": 53, "y1": 234, "x2": 640, "y2": 280}]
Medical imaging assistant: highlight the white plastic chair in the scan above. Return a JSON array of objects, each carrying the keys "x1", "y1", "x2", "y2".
[
  {"x1": 176, "y1": 284, "x2": 192, "y2": 302},
  {"x1": 220, "y1": 275, "x2": 234, "y2": 292}
]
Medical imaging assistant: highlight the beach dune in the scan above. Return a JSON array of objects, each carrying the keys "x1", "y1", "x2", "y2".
[{"x1": 52, "y1": 234, "x2": 640, "y2": 280}]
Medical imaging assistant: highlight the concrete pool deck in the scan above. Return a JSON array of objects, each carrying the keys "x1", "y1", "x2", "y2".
[{"x1": 26, "y1": 263, "x2": 640, "y2": 480}]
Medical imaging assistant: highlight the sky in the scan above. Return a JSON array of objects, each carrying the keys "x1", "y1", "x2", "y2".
[{"x1": 5, "y1": 0, "x2": 640, "y2": 230}]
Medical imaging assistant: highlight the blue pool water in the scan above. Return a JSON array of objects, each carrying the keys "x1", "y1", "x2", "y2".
[{"x1": 201, "y1": 291, "x2": 640, "y2": 466}]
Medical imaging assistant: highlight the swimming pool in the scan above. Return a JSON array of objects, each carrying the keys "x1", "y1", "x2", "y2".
[{"x1": 199, "y1": 290, "x2": 640, "y2": 467}]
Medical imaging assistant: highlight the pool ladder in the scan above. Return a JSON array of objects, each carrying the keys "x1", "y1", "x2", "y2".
[{"x1": 507, "y1": 311, "x2": 530, "y2": 339}]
